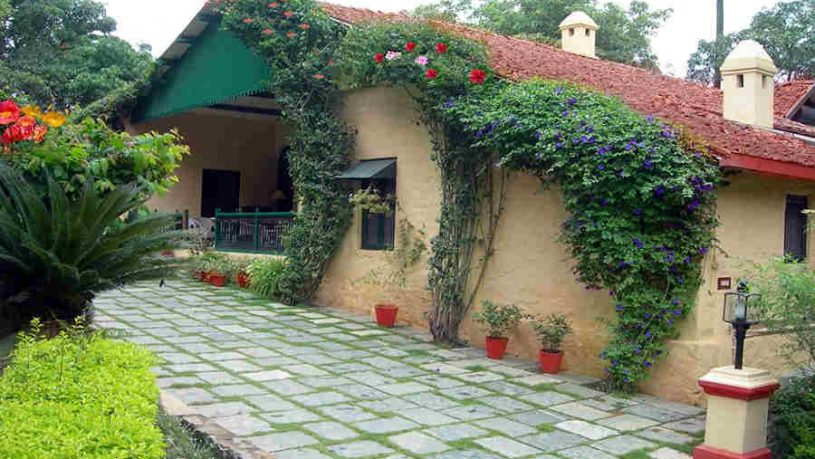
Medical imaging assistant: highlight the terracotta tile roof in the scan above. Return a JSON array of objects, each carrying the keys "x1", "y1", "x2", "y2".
[
  {"x1": 775, "y1": 79, "x2": 814, "y2": 117},
  {"x1": 323, "y1": 3, "x2": 815, "y2": 178}
]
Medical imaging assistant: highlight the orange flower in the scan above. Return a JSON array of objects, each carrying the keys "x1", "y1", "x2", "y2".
[
  {"x1": 21, "y1": 105, "x2": 42, "y2": 119},
  {"x1": 16, "y1": 115, "x2": 36, "y2": 128},
  {"x1": 286, "y1": 31, "x2": 297, "y2": 38},
  {"x1": 298, "y1": 23, "x2": 310, "y2": 30},
  {"x1": 0, "y1": 100, "x2": 20, "y2": 125},
  {"x1": 41, "y1": 111, "x2": 66, "y2": 128},
  {"x1": 32, "y1": 125, "x2": 48, "y2": 143}
]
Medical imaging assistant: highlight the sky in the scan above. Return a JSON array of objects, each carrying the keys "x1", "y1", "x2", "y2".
[{"x1": 104, "y1": 0, "x2": 780, "y2": 77}]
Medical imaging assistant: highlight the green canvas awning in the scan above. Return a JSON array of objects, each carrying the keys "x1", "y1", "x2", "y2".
[
  {"x1": 336, "y1": 159, "x2": 397, "y2": 180},
  {"x1": 132, "y1": 17, "x2": 270, "y2": 123}
]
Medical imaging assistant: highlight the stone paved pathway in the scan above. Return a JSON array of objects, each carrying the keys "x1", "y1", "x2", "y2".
[{"x1": 95, "y1": 280, "x2": 706, "y2": 459}]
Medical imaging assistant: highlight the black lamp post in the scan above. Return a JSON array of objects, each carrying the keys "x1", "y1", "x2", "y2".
[{"x1": 722, "y1": 280, "x2": 761, "y2": 370}]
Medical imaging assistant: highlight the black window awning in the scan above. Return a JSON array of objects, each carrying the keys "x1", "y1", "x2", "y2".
[{"x1": 336, "y1": 159, "x2": 396, "y2": 181}]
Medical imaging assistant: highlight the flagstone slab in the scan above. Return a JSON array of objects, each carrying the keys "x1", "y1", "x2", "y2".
[
  {"x1": 475, "y1": 436, "x2": 542, "y2": 458},
  {"x1": 390, "y1": 431, "x2": 450, "y2": 454},
  {"x1": 249, "y1": 431, "x2": 318, "y2": 452},
  {"x1": 592, "y1": 434, "x2": 657, "y2": 455}
]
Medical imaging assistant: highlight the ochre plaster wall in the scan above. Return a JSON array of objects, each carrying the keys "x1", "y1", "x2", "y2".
[
  {"x1": 314, "y1": 87, "x2": 440, "y2": 327},
  {"x1": 131, "y1": 111, "x2": 288, "y2": 218},
  {"x1": 316, "y1": 86, "x2": 815, "y2": 404}
]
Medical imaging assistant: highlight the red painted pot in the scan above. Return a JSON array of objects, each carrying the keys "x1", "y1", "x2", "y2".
[
  {"x1": 374, "y1": 304, "x2": 398, "y2": 328},
  {"x1": 485, "y1": 336, "x2": 509, "y2": 360},
  {"x1": 539, "y1": 350, "x2": 564, "y2": 374},
  {"x1": 237, "y1": 272, "x2": 251, "y2": 288},
  {"x1": 209, "y1": 273, "x2": 227, "y2": 288}
]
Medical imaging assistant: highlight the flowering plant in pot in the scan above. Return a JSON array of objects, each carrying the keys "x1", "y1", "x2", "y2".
[
  {"x1": 235, "y1": 261, "x2": 251, "y2": 288},
  {"x1": 532, "y1": 313, "x2": 573, "y2": 374},
  {"x1": 472, "y1": 300, "x2": 528, "y2": 360}
]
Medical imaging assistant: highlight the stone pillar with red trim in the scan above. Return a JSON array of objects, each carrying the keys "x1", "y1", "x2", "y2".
[{"x1": 693, "y1": 366, "x2": 780, "y2": 459}]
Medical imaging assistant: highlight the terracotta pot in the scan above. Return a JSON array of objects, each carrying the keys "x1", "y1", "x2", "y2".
[
  {"x1": 374, "y1": 304, "x2": 398, "y2": 327},
  {"x1": 539, "y1": 349, "x2": 564, "y2": 374},
  {"x1": 485, "y1": 336, "x2": 509, "y2": 360},
  {"x1": 237, "y1": 272, "x2": 251, "y2": 288},
  {"x1": 209, "y1": 273, "x2": 227, "y2": 288}
]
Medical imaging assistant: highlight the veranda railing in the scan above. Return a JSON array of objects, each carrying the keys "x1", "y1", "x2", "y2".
[{"x1": 213, "y1": 209, "x2": 295, "y2": 254}]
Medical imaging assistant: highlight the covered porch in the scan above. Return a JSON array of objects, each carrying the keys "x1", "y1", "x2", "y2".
[{"x1": 127, "y1": 12, "x2": 294, "y2": 253}]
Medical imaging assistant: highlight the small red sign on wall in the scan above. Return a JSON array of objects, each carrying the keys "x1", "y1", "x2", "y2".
[{"x1": 717, "y1": 277, "x2": 732, "y2": 290}]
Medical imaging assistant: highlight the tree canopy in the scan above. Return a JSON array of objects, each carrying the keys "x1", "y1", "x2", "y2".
[
  {"x1": 413, "y1": 0, "x2": 671, "y2": 69},
  {"x1": 687, "y1": 0, "x2": 815, "y2": 85},
  {"x1": 0, "y1": 0, "x2": 153, "y2": 110}
]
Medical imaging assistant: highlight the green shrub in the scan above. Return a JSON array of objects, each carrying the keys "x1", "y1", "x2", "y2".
[
  {"x1": 0, "y1": 321, "x2": 163, "y2": 459},
  {"x1": 532, "y1": 314, "x2": 573, "y2": 352},
  {"x1": 773, "y1": 376, "x2": 815, "y2": 459},
  {"x1": 247, "y1": 257, "x2": 287, "y2": 299}
]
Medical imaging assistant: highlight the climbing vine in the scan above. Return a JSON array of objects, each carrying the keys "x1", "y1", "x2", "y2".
[
  {"x1": 213, "y1": 0, "x2": 718, "y2": 390},
  {"x1": 214, "y1": 0, "x2": 353, "y2": 303}
]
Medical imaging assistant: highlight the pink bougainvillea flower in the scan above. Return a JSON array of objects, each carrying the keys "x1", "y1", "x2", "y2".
[
  {"x1": 385, "y1": 50, "x2": 401, "y2": 61},
  {"x1": 434, "y1": 42, "x2": 448, "y2": 54},
  {"x1": 283, "y1": 10, "x2": 294, "y2": 17},
  {"x1": 298, "y1": 23, "x2": 310, "y2": 29},
  {"x1": 313, "y1": 73, "x2": 326, "y2": 79},
  {"x1": 262, "y1": 28, "x2": 274, "y2": 35},
  {"x1": 425, "y1": 68, "x2": 439, "y2": 79},
  {"x1": 242, "y1": 17, "x2": 254, "y2": 24},
  {"x1": 268, "y1": 2, "x2": 279, "y2": 7},
  {"x1": 414, "y1": 55, "x2": 429, "y2": 66},
  {"x1": 468, "y1": 68, "x2": 487, "y2": 84},
  {"x1": 286, "y1": 31, "x2": 297, "y2": 38},
  {"x1": 0, "y1": 100, "x2": 20, "y2": 125},
  {"x1": 374, "y1": 53, "x2": 385, "y2": 63},
  {"x1": 405, "y1": 42, "x2": 417, "y2": 52}
]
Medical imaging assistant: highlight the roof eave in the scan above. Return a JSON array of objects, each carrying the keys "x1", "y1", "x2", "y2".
[{"x1": 720, "y1": 155, "x2": 815, "y2": 181}]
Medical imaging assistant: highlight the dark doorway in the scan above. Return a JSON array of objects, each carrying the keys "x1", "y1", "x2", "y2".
[
  {"x1": 201, "y1": 169, "x2": 240, "y2": 217},
  {"x1": 276, "y1": 147, "x2": 294, "y2": 211}
]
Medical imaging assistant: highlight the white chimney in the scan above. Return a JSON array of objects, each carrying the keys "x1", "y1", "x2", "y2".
[
  {"x1": 720, "y1": 40, "x2": 778, "y2": 128},
  {"x1": 559, "y1": 11, "x2": 598, "y2": 58}
]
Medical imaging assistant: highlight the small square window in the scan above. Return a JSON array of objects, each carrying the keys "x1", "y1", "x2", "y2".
[{"x1": 360, "y1": 178, "x2": 396, "y2": 251}]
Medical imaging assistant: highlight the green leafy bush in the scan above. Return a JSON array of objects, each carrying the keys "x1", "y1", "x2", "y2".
[
  {"x1": 532, "y1": 314, "x2": 573, "y2": 352},
  {"x1": 247, "y1": 257, "x2": 288, "y2": 299},
  {"x1": 472, "y1": 300, "x2": 528, "y2": 338},
  {"x1": 0, "y1": 321, "x2": 163, "y2": 459},
  {"x1": 0, "y1": 164, "x2": 185, "y2": 329},
  {"x1": 773, "y1": 376, "x2": 815, "y2": 459}
]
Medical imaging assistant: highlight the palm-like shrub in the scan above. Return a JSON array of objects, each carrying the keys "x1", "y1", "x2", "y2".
[{"x1": 0, "y1": 164, "x2": 184, "y2": 329}]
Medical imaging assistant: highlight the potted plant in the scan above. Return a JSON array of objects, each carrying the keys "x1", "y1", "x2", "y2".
[
  {"x1": 472, "y1": 300, "x2": 528, "y2": 360},
  {"x1": 235, "y1": 260, "x2": 251, "y2": 288},
  {"x1": 532, "y1": 313, "x2": 573, "y2": 374},
  {"x1": 207, "y1": 256, "x2": 233, "y2": 288}
]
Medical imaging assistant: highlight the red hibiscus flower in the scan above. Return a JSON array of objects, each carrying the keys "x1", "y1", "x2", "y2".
[
  {"x1": 242, "y1": 17, "x2": 254, "y2": 24},
  {"x1": 405, "y1": 42, "x2": 417, "y2": 52},
  {"x1": 374, "y1": 53, "x2": 385, "y2": 63},
  {"x1": 0, "y1": 100, "x2": 20, "y2": 125},
  {"x1": 283, "y1": 10, "x2": 294, "y2": 17},
  {"x1": 434, "y1": 43, "x2": 448, "y2": 54},
  {"x1": 468, "y1": 68, "x2": 487, "y2": 84},
  {"x1": 425, "y1": 68, "x2": 439, "y2": 79},
  {"x1": 262, "y1": 28, "x2": 274, "y2": 35}
]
